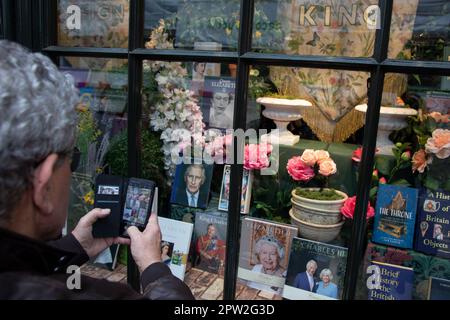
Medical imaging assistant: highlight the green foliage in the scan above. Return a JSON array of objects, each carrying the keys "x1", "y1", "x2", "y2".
[
  {"x1": 294, "y1": 188, "x2": 344, "y2": 201},
  {"x1": 104, "y1": 130, "x2": 169, "y2": 201}
]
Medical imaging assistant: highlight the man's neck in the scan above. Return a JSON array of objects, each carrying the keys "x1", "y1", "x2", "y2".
[{"x1": 1, "y1": 196, "x2": 41, "y2": 240}]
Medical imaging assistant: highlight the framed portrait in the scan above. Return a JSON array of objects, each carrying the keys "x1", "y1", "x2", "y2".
[
  {"x1": 170, "y1": 161, "x2": 214, "y2": 209},
  {"x1": 201, "y1": 76, "x2": 236, "y2": 130}
]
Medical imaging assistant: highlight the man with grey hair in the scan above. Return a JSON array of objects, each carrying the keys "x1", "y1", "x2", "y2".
[
  {"x1": 293, "y1": 259, "x2": 318, "y2": 292},
  {"x1": 0, "y1": 41, "x2": 194, "y2": 300}
]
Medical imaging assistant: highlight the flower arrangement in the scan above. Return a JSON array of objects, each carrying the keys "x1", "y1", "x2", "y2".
[
  {"x1": 384, "y1": 110, "x2": 450, "y2": 191},
  {"x1": 243, "y1": 143, "x2": 273, "y2": 170},
  {"x1": 145, "y1": 19, "x2": 205, "y2": 179},
  {"x1": 287, "y1": 149, "x2": 343, "y2": 200}
]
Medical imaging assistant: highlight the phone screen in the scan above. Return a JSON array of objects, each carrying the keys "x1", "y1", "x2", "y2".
[{"x1": 122, "y1": 179, "x2": 154, "y2": 234}]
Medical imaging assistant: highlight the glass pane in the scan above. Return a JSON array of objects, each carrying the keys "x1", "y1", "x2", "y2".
[
  {"x1": 144, "y1": 0, "x2": 240, "y2": 51},
  {"x1": 252, "y1": 0, "x2": 380, "y2": 56},
  {"x1": 59, "y1": 57, "x2": 128, "y2": 233},
  {"x1": 142, "y1": 59, "x2": 237, "y2": 299},
  {"x1": 389, "y1": 0, "x2": 450, "y2": 61},
  {"x1": 57, "y1": 0, "x2": 129, "y2": 48},
  {"x1": 235, "y1": 65, "x2": 370, "y2": 299},
  {"x1": 354, "y1": 72, "x2": 450, "y2": 300}
]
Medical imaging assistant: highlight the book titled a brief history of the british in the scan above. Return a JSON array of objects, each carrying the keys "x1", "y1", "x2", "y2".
[
  {"x1": 283, "y1": 238, "x2": 348, "y2": 300},
  {"x1": 367, "y1": 261, "x2": 414, "y2": 300},
  {"x1": 372, "y1": 184, "x2": 419, "y2": 249},
  {"x1": 158, "y1": 217, "x2": 194, "y2": 281},
  {"x1": 414, "y1": 189, "x2": 450, "y2": 259}
]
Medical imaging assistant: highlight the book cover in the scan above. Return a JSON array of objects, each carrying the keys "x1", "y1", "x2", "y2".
[
  {"x1": 428, "y1": 277, "x2": 450, "y2": 300},
  {"x1": 238, "y1": 217, "x2": 298, "y2": 295},
  {"x1": 193, "y1": 211, "x2": 227, "y2": 275},
  {"x1": 414, "y1": 189, "x2": 450, "y2": 259},
  {"x1": 218, "y1": 165, "x2": 253, "y2": 214},
  {"x1": 170, "y1": 161, "x2": 214, "y2": 210},
  {"x1": 367, "y1": 261, "x2": 414, "y2": 300},
  {"x1": 159, "y1": 217, "x2": 194, "y2": 281},
  {"x1": 283, "y1": 238, "x2": 348, "y2": 300},
  {"x1": 93, "y1": 244, "x2": 121, "y2": 271},
  {"x1": 372, "y1": 184, "x2": 419, "y2": 249},
  {"x1": 201, "y1": 76, "x2": 235, "y2": 130}
]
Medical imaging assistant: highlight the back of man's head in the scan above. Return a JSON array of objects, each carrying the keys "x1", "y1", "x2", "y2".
[{"x1": 0, "y1": 41, "x2": 78, "y2": 220}]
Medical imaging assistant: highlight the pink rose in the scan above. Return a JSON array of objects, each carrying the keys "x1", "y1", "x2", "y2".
[
  {"x1": 425, "y1": 129, "x2": 450, "y2": 159},
  {"x1": 352, "y1": 147, "x2": 362, "y2": 163},
  {"x1": 379, "y1": 177, "x2": 387, "y2": 184},
  {"x1": 340, "y1": 196, "x2": 375, "y2": 220},
  {"x1": 300, "y1": 149, "x2": 317, "y2": 166},
  {"x1": 318, "y1": 158, "x2": 337, "y2": 176},
  {"x1": 286, "y1": 156, "x2": 315, "y2": 182},
  {"x1": 314, "y1": 150, "x2": 330, "y2": 164},
  {"x1": 244, "y1": 143, "x2": 272, "y2": 170},
  {"x1": 412, "y1": 149, "x2": 429, "y2": 173}
]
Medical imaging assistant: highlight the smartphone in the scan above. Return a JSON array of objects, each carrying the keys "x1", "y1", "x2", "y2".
[
  {"x1": 92, "y1": 175, "x2": 125, "y2": 238},
  {"x1": 121, "y1": 178, "x2": 156, "y2": 236}
]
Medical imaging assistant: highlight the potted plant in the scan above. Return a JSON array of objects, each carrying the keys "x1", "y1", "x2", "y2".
[{"x1": 286, "y1": 149, "x2": 348, "y2": 242}]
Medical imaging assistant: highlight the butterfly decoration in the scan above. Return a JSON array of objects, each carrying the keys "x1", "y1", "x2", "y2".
[{"x1": 306, "y1": 32, "x2": 320, "y2": 47}]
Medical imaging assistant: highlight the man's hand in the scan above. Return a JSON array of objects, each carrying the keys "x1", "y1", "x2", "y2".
[
  {"x1": 72, "y1": 208, "x2": 130, "y2": 258},
  {"x1": 127, "y1": 211, "x2": 162, "y2": 274}
]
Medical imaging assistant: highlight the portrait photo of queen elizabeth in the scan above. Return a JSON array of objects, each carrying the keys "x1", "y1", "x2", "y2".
[{"x1": 237, "y1": 217, "x2": 298, "y2": 295}]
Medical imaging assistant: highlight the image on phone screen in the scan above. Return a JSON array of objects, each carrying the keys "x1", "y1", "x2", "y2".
[{"x1": 123, "y1": 185, "x2": 152, "y2": 229}]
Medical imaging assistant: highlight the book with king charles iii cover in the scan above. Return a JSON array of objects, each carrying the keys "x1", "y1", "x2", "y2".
[{"x1": 283, "y1": 238, "x2": 348, "y2": 300}]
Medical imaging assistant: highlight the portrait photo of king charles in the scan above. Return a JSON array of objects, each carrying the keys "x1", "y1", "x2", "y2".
[{"x1": 170, "y1": 162, "x2": 213, "y2": 209}]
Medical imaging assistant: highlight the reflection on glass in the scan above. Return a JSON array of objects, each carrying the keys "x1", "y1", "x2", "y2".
[
  {"x1": 59, "y1": 57, "x2": 128, "y2": 232},
  {"x1": 144, "y1": 0, "x2": 241, "y2": 51},
  {"x1": 254, "y1": 0, "x2": 379, "y2": 56},
  {"x1": 58, "y1": 0, "x2": 129, "y2": 48},
  {"x1": 389, "y1": 0, "x2": 450, "y2": 61}
]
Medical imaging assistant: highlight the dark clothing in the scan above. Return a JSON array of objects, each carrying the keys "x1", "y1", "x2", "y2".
[
  {"x1": 293, "y1": 272, "x2": 318, "y2": 292},
  {"x1": 0, "y1": 228, "x2": 194, "y2": 300}
]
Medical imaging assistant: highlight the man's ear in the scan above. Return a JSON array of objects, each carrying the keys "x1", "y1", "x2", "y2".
[{"x1": 32, "y1": 154, "x2": 59, "y2": 215}]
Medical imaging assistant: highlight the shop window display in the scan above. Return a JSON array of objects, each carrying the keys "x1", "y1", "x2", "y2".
[{"x1": 3, "y1": 0, "x2": 446, "y2": 301}]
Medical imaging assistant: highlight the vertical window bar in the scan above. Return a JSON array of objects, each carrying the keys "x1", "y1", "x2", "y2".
[
  {"x1": 342, "y1": 0, "x2": 393, "y2": 300},
  {"x1": 126, "y1": 0, "x2": 144, "y2": 291},
  {"x1": 39, "y1": 0, "x2": 57, "y2": 50},
  {"x1": 2, "y1": 0, "x2": 15, "y2": 41},
  {"x1": 223, "y1": 0, "x2": 254, "y2": 300}
]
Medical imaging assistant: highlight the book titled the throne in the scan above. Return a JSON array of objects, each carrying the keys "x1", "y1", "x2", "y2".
[{"x1": 372, "y1": 184, "x2": 419, "y2": 249}]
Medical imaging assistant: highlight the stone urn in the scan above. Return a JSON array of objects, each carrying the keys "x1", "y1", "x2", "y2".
[
  {"x1": 290, "y1": 188, "x2": 348, "y2": 243},
  {"x1": 256, "y1": 97, "x2": 312, "y2": 145},
  {"x1": 355, "y1": 104, "x2": 417, "y2": 155}
]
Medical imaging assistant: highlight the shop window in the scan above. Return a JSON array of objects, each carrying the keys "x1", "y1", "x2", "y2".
[
  {"x1": 353, "y1": 72, "x2": 449, "y2": 300},
  {"x1": 59, "y1": 57, "x2": 129, "y2": 233},
  {"x1": 389, "y1": 0, "x2": 450, "y2": 61}
]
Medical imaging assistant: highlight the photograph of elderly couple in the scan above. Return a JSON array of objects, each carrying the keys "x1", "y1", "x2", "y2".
[
  {"x1": 283, "y1": 238, "x2": 348, "y2": 300},
  {"x1": 237, "y1": 217, "x2": 298, "y2": 295}
]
